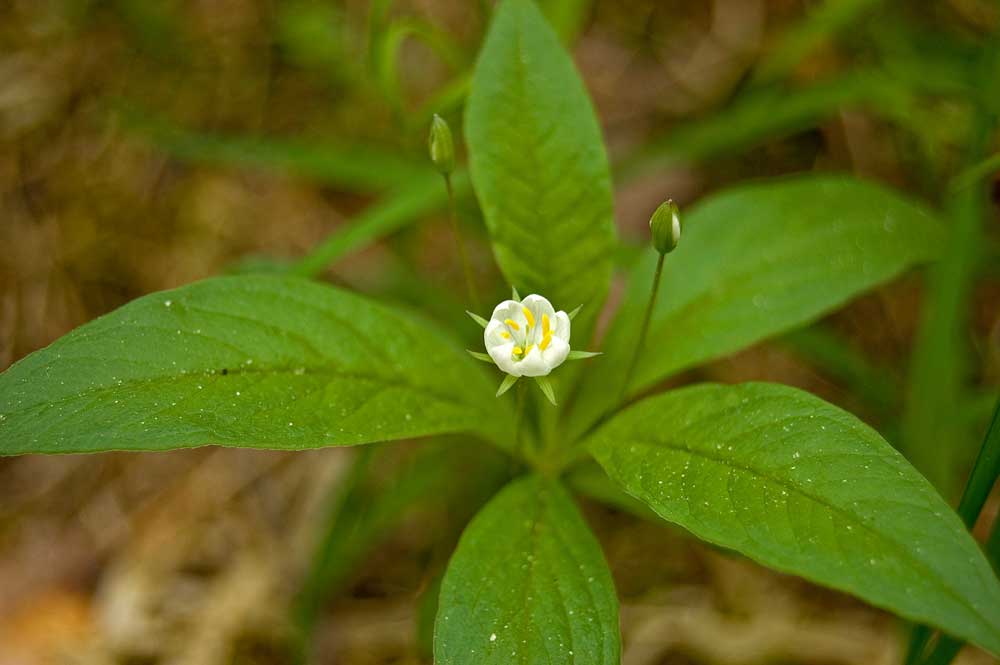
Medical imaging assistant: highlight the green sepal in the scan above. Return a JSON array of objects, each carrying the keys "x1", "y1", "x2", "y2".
[
  {"x1": 567, "y1": 304, "x2": 583, "y2": 320},
  {"x1": 512, "y1": 285, "x2": 521, "y2": 301},
  {"x1": 466, "y1": 310, "x2": 490, "y2": 328},
  {"x1": 467, "y1": 350, "x2": 493, "y2": 363},
  {"x1": 535, "y1": 376, "x2": 557, "y2": 405},
  {"x1": 567, "y1": 350, "x2": 601, "y2": 360},
  {"x1": 496, "y1": 374, "x2": 519, "y2": 397}
]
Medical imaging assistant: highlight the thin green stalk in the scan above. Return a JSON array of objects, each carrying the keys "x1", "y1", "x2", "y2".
[
  {"x1": 620, "y1": 252, "x2": 665, "y2": 402},
  {"x1": 444, "y1": 173, "x2": 481, "y2": 311},
  {"x1": 514, "y1": 379, "x2": 529, "y2": 459}
]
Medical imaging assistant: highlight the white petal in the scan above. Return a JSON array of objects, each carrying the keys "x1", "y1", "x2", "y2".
[
  {"x1": 521, "y1": 294, "x2": 556, "y2": 321},
  {"x1": 541, "y1": 336, "x2": 570, "y2": 370},
  {"x1": 487, "y1": 342, "x2": 521, "y2": 376},
  {"x1": 484, "y1": 319, "x2": 511, "y2": 349},
  {"x1": 490, "y1": 300, "x2": 523, "y2": 324},
  {"x1": 517, "y1": 346, "x2": 549, "y2": 377},
  {"x1": 553, "y1": 311, "x2": 571, "y2": 342}
]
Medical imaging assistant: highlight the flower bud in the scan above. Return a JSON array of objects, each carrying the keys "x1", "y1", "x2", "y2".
[
  {"x1": 428, "y1": 114, "x2": 455, "y2": 175},
  {"x1": 649, "y1": 199, "x2": 681, "y2": 254}
]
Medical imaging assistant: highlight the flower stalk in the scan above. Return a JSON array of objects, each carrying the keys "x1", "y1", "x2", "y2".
[
  {"x1": 621, "y1": 200, "x2": 681, "y2": 401},
  {"x1": 430, "y1": 114, "x2": 480, "y2": 310}
]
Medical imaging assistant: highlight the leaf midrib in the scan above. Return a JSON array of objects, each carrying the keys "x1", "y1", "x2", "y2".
[
  {"x1": 605, "y1": 433, "x2": 998, "y2": 636},
  {"x1": 3, "y1": 362, "x2": 486, "y2": 424}
]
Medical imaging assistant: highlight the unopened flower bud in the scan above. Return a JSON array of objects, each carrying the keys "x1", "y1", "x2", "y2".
[
  {"x1": 428, "y1": 114, "x2": 455, "y2": 175},
  {"x1": 649, "y1": 199, "x2": 681, "y2": 254}
]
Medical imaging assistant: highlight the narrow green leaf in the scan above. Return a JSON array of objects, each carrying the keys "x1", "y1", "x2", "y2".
[
  {"x1": 128, "y1": 114, "x2": 429, "y2": 193},
  {"x1": 569, "y1": 175, "x2": 945, "y2": 440},
  {"x1": 566, "y1": 350, "x2": 601, "y2": 360},
  {"x1": 618, "y1": 72, "x2": 909, "y2": 179},
  {"x1": 466, "y1": 0, "x2": 616, "y2": 339},
  {"x1": 435, "y1": 475, "x2": 620, "y2": 664},
  {"x1": 534, "y1": 376, "x2": 557, "y2": 405},
  {"x1": 496, "y1": 374, "x2": 519, "y2": 397},
  {"x1": 586, "y1": 382, "x2": 1000, "y2": 655},
  {"x1": 0, "y1": 275, "x2": 511, "y2": 454},
  {"x1": 291, "y1": 173, "x2": 469, "y2": 277}
]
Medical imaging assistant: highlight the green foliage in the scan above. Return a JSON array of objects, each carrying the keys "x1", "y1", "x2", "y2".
[
  {"x1": 5, "y1": 2, "x2": 1000, "y2": 661},
  {"x1": 569, "y1": 174, "x2": 945, "y2": 439},
  {"x1": 587, "y1": 382, "x2": 1000, "y2": 655},
  {"x1": 290, "y1": 174, "x2": 466, "y2": 278},
  {"x1": 905, "y1": 397, "x2": 1000, "y2": 665},
  {"x1": 0, "y1": 275, "x2": 509, "y2": 454},
  {"x1": 466, "y1": 0, "x2": 616, "y2": 339},
  {"x1": 435, "y1": 475, "x2": 620, "y2": 664}
]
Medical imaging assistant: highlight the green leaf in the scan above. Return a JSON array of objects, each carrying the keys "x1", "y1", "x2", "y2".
[
  {"x1": 435, "y1": 475, "x2": 620, "y2": 664},
  {"x1": 569, "y1": 174, "x2": 945, "y2": 440},
  {"x1": 0, "y1": 275, "x2": 510, "y2": 454},
  {"x1": 534, "y1": 376, "x2": 557, "y2": 405},
  {"x1": 586, "y1": 382, "x2": 1000, "y2": 656},
  {"x1": 466, "y1": 0, "x2": 616, "y2": 339}
]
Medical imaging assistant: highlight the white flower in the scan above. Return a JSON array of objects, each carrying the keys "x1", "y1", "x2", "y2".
[{"x1": 484, "y1": 294, "x2": 571, "y2": 377}]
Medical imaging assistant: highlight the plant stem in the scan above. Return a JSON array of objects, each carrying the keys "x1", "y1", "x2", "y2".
[
  {"x1": 514, "y1": 379, "x2": 529, "y2": 459},
  {"x1": 620, "y1": 252, "x2": 665, "y2": 403},
  {"x1": 444, "y1": 173, "x2": 480, "y2": 310}
]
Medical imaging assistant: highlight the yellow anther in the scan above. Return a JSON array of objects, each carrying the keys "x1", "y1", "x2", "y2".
[
  {"x1": 522, "y1": 307, "x2": 535, "y2": 328},
  {"x1": 512, "y1": 346, "x2": 524, "y2": 356},
  {"x1": 524, "y1": 344, "x2": 535, "y2": 355},
  {"x1": 542, "y1": 313, "x2": 551, "y2": 335},
  {"x1": 539, "y1": 331, "x2": 553, "y2": 351},
  {"x1": 500, "y1": 331, "x2": 511, "y2": 339},
  {"x1": 504, "y1": 318, "x2": 520, "y2": 331}
]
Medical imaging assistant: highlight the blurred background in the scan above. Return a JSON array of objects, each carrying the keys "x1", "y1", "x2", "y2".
[{"x1": 1, "y1": 0, "x2": 999, "y2": 663}]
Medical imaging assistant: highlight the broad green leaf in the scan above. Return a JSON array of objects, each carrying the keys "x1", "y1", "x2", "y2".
[
  {"x1": 294, "y1": 438, "x2": 510, "y2": 663},
  {"x1": 435, "y1": 475, "x2": 620, "y2": 664},
  {"x1": 0, "y1": 275, "x2": 510, "y2": 454},
  {"x1": 586, "y1": 382, "x2": 1000, "y2": 655},
  {"x1": 904, "y1": 396, "x2": 1000, "y2": 665},
  {"x1": 568, "y1": 175, "x2": 945, "y2": 440},
  {"x1": 466, "y1": 0, "x2": 616, "y2": 339}
]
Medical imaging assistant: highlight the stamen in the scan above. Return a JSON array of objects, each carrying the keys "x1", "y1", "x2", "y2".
[
  {"x1": 522, "y1": 307, "x2": 535, "y2": 328},
  {"x1": 500, "y1": 331, "x2": 511, "y2": 339},
  {"x1": 539, "y1": 331, "x2": 553, "y2": 351},
  {"x1": 524, "y1": 344, "x2": 535, "y2": 355},
  {"x1": 504, "y1": 318, "x2": 520, "y2": 331},
  {"x1": 512, "y1": 346, "x2": 523, "y2": 356},
  {"x1": 542, "y1": 313, "x2": 550, "y2": 335}
]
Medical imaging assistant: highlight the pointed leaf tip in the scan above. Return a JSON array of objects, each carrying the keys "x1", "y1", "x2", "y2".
[
  {"x1": 497, "y1": 374, "x2": 519, "y2": 397},
  {"x1": 535, "y1": 376, "x2": 557, "y2": 405},
  {"x1": 466, "y1": 310, "x2": 489, "y2": 329}
]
